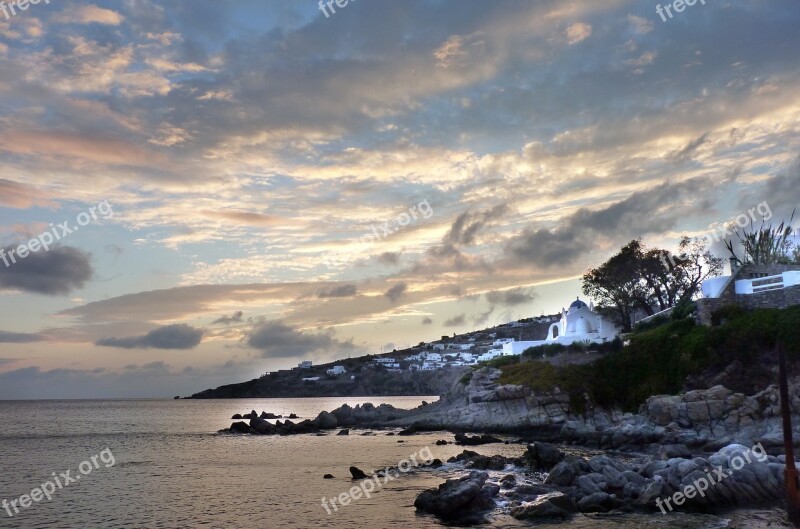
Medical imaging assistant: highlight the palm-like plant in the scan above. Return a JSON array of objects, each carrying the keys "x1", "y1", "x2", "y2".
[{"x1": 725, "y1": 210, "x2": 797, "y2": 265}]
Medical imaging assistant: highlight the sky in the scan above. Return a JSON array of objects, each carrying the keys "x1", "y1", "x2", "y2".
[{"x1": 0, "y1": 0, "x2": 799, "y2": 399}]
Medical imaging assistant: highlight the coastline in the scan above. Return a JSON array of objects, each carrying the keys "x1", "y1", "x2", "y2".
[{"x1": 220, "y1": 367, "x2": 797, "y2": 524}]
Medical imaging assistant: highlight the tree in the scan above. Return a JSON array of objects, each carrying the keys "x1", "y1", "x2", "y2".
[{"x1": 582, "y1": 238, "x2": 722, "y2": 332}]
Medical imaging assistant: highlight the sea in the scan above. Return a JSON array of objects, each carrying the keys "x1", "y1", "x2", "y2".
[{"x1": 0, "y1": 398, "x2": 757, "y2": 528}]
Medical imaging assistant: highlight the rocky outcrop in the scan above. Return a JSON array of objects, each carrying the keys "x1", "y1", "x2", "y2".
[
  {"x1": 351, "y1": 367, "x2": 800, "y2": 451},
  {"x1": 420, "y1": 442, "x2": 788, "y2": 521},
  {"x1": 454, "y1": 433, "x2": 503, "y2": 445},
  {"x1": 414, "y1": 471, "x2": 499, "y2": 519}
]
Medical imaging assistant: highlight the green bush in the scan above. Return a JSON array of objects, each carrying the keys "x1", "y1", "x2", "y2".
[
  {"x1": 498, "y1": 306, "x2": 800, "y2": 413},
  {"x1": 479, "y1": 355, "x2": 520, "y2": 368}
]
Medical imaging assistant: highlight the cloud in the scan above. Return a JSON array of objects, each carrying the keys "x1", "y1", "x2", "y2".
[
  {"x1": 55, "y1": 5, "x2": 125, "y2": 25},
  {"x1": 565, "y1": 22, "x2": 592, "y2": 44},
  {"x1": 246, "y1": 320, "x2": 346, "y2": 358},
  {"x1": 0, "y1": 331, "x2": 46, "y2": 343},
  {"x1": 444, "y1": 204, "x2": 509, "y2": 246},
  {"x1": 471, "y1": 307, "x2": 495, "y2": 327},
  {"x1": 443, "y1": 314, "x2": 466, "y2": 327},
  {"x1": 422, "y1": 317, "x2": 433, "y2": 325},
  {"x1": 95, "y1": 324, "x2": 204, "y2": 350},
  {"x1": 384, "y1": 282, "x2": 407, "y2": 303},
  {"x1": 0, "y1": 245, "x2": 92, "y2": 295},
  {"x1": 212, "y1": 311, "x2": 244, "y2": 325},
  {"x1": 377, "y1": 252, "x2": 401, "y2": 265},
  {"x1": 504, "y1": 179, "x2": 710, "y2": 267},
  {"x1": 0, "y1": 179, "x2": 54, "y2": 209},
  {"x1": 485, "y1": 286, "x2": 536, "y2": 306},
  {"x1": 317, "y1": 284, "x2": 358, "y2": 298}
]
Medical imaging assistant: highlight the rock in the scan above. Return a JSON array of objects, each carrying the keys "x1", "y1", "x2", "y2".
[
  {"x1": 229, "y1": 421, "x2": 250, "y2": 434},
  {"x1": 577, "y1": 475, "x2": 603, "y2": 495},
  {"x1": 511, "y1": 492, "x2": 576, "y2": 520},
  {"x1": 414, "y1": 471, "x2": 495, "y2": 518},
  {"x1": 323, "y1": 474, "x2": 334, "y2": 479},
  {"x1": 289, "y1": 413, "x2": 299, "y2": 419},
  {"x1": 398, "y1": 426, "x2": 420, "y2": 436},
  {"x1": 337, "y1": 429, "x2": 350, "y2": 436},
  {"x1": 454, "y1": 433, "x2": 503, "y2": 446},
  {"x1": 525, "y1": 442, "x2": 565, "y2": 471},
  {"x1": 544, "y1": 460, "x2": 580, "y2": 486},
  {"x1": 349, "y1": 466, "x2": 368, "y2": 479},
  {"x1": 448, "y1": 450, "x2": 519, "y2": 470},
  {"x1": 500, "y1": 474, "x2": 517, "y2": 488},
  {"x1": 577, "y1": 492, "x2": 618, "y2": 513},
  {"x1": 436, "y1": 440, "x2": 449, "y2": 445},
  {"x1": 429, "y1": 459, "x2": 444, "y2": 468},
  {"x1": 249, "y1": 417, "x2": 275, "y2": 435},
  {"x1": 660, "y1": 444, "x2": 691, "y2": 460},
  {"x1": 231, "y1": 413, "x2": 242, "y2": 420},
  {"x1": 314, "y1": 411, "x2": 338, "y2": 429}
]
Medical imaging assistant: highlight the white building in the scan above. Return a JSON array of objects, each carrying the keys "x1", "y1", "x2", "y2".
[
  {"x1": 502, "y1": 298, "x2": 621, "y2": 355},
  {"x1": 477, "y1": 350, "x2": 503, "y2": 362},
  {"x1": 374, "y1": 357, "x2": 397, "y2": 364},
  {"x1": 493, "y1": 338, "x2": 514, "y2": 346},
  {"x1": 327, "y1": 365, "x2": 347, "y2": 376},
  {"x1": 302, "y1": 376, "x2": 320, "y2": 382},
  {"x1": 296, "y1": 360, "x2": 313, "y2": 369}
]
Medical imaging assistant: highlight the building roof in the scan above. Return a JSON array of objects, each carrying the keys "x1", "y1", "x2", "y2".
[{"x1": 569, "y1": 298, "x2": 588, "y2": 309}]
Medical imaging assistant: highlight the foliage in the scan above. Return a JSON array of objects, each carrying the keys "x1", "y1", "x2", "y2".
[
  {"x1": 497, "y1": 307, "x2": 800, "y2": 413},
  {"x1": 725, "y1": 211, "x2": 798, "y2": 265},
  {"x1": 582, "y1": 238, "x2": 722, "y2": 332},
  {"x1": 478, "y1": 355, "x2": 520, "y2": 369},
  {"x1": 632, "y1": 314, "x2": 670, "y2": 333}
]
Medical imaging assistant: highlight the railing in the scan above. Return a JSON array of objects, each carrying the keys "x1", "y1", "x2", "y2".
[{"x1": 735, "y1": 271, "x2": 800, "y2": 295}]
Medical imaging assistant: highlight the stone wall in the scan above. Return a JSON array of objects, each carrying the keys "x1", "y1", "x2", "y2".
[{"x1": 697, "y1": 264, "x2": 800, "y2": 326}]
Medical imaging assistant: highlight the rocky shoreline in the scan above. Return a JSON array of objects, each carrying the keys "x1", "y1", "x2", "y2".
[{"x1": 220, "y1": 366, "x2": 799, "y2": 523}]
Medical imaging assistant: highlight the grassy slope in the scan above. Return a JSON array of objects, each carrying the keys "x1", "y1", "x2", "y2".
[{"x1": 495, "y1": 306, "x2": 800, "y2": 413}]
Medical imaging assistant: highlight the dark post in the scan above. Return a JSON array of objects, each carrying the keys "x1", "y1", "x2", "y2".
[{"x1": 778, "y1": 341, "x2": 800, "y2": 526}]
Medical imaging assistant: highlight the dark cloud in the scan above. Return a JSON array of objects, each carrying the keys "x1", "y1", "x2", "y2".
[
  {"x1": 317, "y1": 284, "x2": 358, "y2": 298},
  {"x1": 443, "y1": 314, "x2": 466, "y2": 327},
  {"x1": 471, "y1": 307, "x2": 495, "y2": 327},
  {"x1": 0, "y1": 245, "x2": 92, "y2": 295},
  {"x1": 421, "y1": 317, "x2": 433, "y2": 325},
  {"x1": 377, "y1": 252, "x2": 401, "y2": 265},
  {"x1": 95, "y1": 324, "x2": 204, "y2": 350},
  {"x1": 384, "y1": 282, "x2": 407, "y2": 302},
  {"x1": 246, "y1": 320, "x2": 345, "y2": 358},
  {"x1": 670, "y1": 132, "x2": 710, "y2": 164},
  {"x1": 505, "y1": 179, "x2": 710, "y2": 267},
  {"x1": 444, "y1": 204, "x2": 509, "y2": 246},
  {"x1": 213, "y1": 310, "x2": 244, "y2": 325},
  {"x1": 0, "y1": 331, "x2": 47, "y2": 343},
  {"x1": 485, "y1": 287, "x2": 536, "y2": 306}
]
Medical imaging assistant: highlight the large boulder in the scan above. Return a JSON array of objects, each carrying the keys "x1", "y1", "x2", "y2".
[
  {"x1": 525, "y1": 442, "x2": 565, "y2": 471},
  {"x1": 511, "y1": 492, "x2": 576, "y2": 520},
  {"x1": 349, "y1": 466, "x2": 368, "y2": 479},
  {"x1": 229, "y1": 421, "x2": 250, "y2": 434},
  {"x1": 314, "y1": 411, "x2": 338, "y2": 429},
  {"x1": 414, "y1": 471, "x2": 496, "y2": 518},
  {"x1": 454, "y1": 433, "x2": 503, "y2": 446},
  {"x1": 249, "y1": 417, "x2": 275, "y2": 435}
]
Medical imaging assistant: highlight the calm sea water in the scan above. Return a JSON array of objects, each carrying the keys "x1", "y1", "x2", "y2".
[{"x1": 0, "y1": 398, "x2": 734, "y2": 528}]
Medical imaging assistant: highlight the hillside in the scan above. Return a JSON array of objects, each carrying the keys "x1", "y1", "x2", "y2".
[{"x1": 189, "y1": 316, "x2": 556, "y2": 398}]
